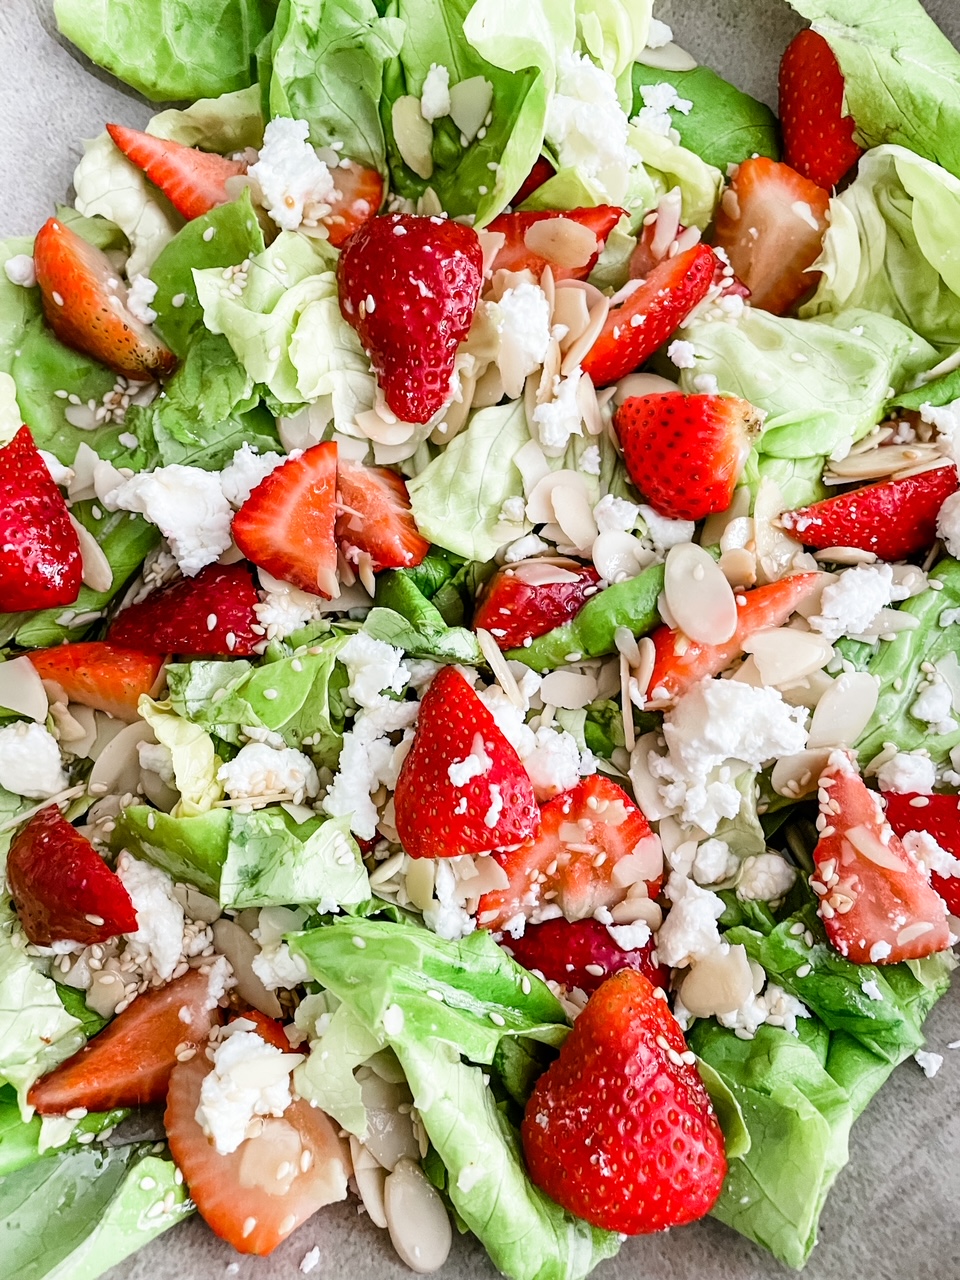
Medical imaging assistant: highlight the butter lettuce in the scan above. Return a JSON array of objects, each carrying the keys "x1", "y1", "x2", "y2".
[
  {"x1": 137, "y1": 700, "x2": 224, "y2": 816},
  {"x1": 628, "y1": 122, "x2": 724, "y2": 230},
  {"x1": 147, "y1": 86, "x2": 265, "y2": 152},
  {"x1": 574, "y1": 0, "x2": 652, "y2": 103},
  {"x1": 0, "y1": 1086, "x2": 125, "y2": 1179}
]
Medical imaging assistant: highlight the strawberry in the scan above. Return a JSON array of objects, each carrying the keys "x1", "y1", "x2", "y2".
[
  {"x1": 811, "y1": 752, "x2": 951, "y2": 965},
  {"x1": 337, "y1": 213, "x2": 483, "y2": 424},
  {"x1": 779, "y1": 30, "x2": 864, "y2": 190},
  {"x1": 108, "y1": 562, "x2": 261, "y2": 657},
  {"x1": 646, "y1": 573, "x2": 822, "y2": 706},
  {"x1": 33, "y1": 217, "x2": 176, "y2": 380},
  {"x1": 503, "y1": 916, "x2": 668, "y2": 995},
  {"x1": 27, "y1": 641, "x2": 166, "y2": 722},
  {"x1": 712, "y1": 157, "x2": 830, "y2": 315},
  {"x1": 0, "y1": 425, "x2": 82, "y2": 612},
  {"x1": 521, "y1": 969, "x2": 726, "y2": 1234},
  {"x1": 7, "y1": 806, "x2": 138, "y2": 947},
  {"x1": 473, "y1": 561, "x2": 601, "y2": 650},
  {"x1": 581, "y1": 244, "x2": 717, "y2": 387},
  {"x1": 780, "y1": 464, "x2": 959, "y2": 562},
  {"x1": 323, "y1": 160, "x2": 383, "y2": 247},
  {"x1": 477, "y1": 775, "x2": 662, "y2": 933},
  {"x1": 232, "y1": 443, "x2": 339, "y2": 598},
  {"x1": 614, "y1": 392, "x2": 763, "y2": 521},
  {"x1": 335, "y1": 458, "x2": 429, "y2": 572},
  {"x1": 393, "y1": 666, "x2": 539, "y2": 859},
  {"x1": 881, "y1": 791, "x2": 960, "y2": 917},
  {"x1": 29, "y1": 967, "x2": 222, "y2": 1114},
  {"x1": 105, "y1": 124, "x2": 247, "y2": 221},
  {"x1": 511, "y1": 156, "x2": 556, "y2": 206},
  {"x1": 229, "y1": 1009, "x2": 292, "y2": 1052},
  {"x1": 165, "y1": 1030, "x2": 349, "y2": 1255},
  {"x1": 486, "y1": 206, "x2": 626, "y2": 282}
]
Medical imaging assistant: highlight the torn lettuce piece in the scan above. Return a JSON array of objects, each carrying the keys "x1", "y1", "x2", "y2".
[
  {"x1": 0, "y1": 1086, "x2": 126, "y2": 1178},
  {"x1": 137, "y1": 699, "x2": 224, "y2": 816},
  {"x1": 362, "y1": 606, "x2": 482, "y2": 664},
  {"x1": 628, "y1": 122, "x2": 724, "y2": 230},
  {"x1": 147, "y1": 85, "x2": 265, "y2": 152},
  {"x1": 219, "y1": 811, "x2": 369, "y2": 910}
]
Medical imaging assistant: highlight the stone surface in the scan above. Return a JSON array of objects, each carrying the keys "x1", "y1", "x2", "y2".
[{"x1": 1, "y1": 2, "x2": 959, "y2": 1278}]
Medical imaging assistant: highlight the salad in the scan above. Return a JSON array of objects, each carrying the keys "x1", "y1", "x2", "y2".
[{"x1": 1, "y1": 0, "x2": 960, "y2": 1276}]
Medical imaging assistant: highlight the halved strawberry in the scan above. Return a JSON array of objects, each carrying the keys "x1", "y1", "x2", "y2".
[
  {"x1": 779, "y1": 30, "x2": 864, "y2": 190},
  {"x1": 581, "y1": 243, "x2": 717, "y2": 387},
  {"x1": 106, "y1": 124, "x2": 247, "y2": 221},
  {"x1": 521, "y1": 970, "x2": 726, "y2": 1234},
  {"x1": 0, "y1": 425, "x2": 82, "y2": 612},
  {"x1": 811, "y1": 752, "x2": 951, "y2": 964},
  {"x1": 511, "y1": 156, "x2": 556, "y2": 206},
  {"x1": 780, "y1": 464, "x2": 959, "y2": 562},
  {"x1": 646, "y1": 573, "x2": 822, "y2": 706},
  {"x1": 393, "y1": 666, "x2": 539, "y2": 859},
  {"x1": 27, "y1": 641, "x2": 166, "y2": 722},
  {"x1": 335, "y1": 458, "x2": 429, "y2": 572},
  {"x1": 473, "y1": 560, "x2": 601, "y2": 650},
  {"x1": 29, "y1": 967, "x2": 222, "y2": 1114},
  {"x1": 486, "y1": 206, "x2": 626, "y2": 282},
  {"x1": 33, "y1": 218, "x2": 176, "y2": 380},
  {"x1": 165, "y1": 1036, "x2": 349, "y2": 1255},
  {"x1": 503, "y1": 917, "x2": 668, "y2": 995},
  {"x1": 337, "y1": 213, "x2": 483, "y2": 424},
  {"x1": 108, "y1": 562, "x2": 262, "y2": 656},
  {"x1": 614, "y1": 392, "x2": 763, "y2": 521},
  {"x1": 8, "y1": 806, "x2": 138, "y2": 947},
  {"x1": 477, "y1": 775, "x2": 662, "y2": 933},
  {"x1": 324, "y1": 161, "x2": 383, "y2": 247},
  {"x1": 712, "y1": 157, "x2": 830, "y2": 315},
  {"x1": 232, "y1": 443, "x2": 339, "y2": 598},
  {"x1": 882, "y1": 792, "x2": 960, "y2": 916}
]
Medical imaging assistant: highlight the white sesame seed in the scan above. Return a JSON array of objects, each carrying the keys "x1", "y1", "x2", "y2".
[
  {"x1": 241, "y1": 1216, "x2": 257, "y2": 1238},
  {"x1": 796, "y1": 963, "x2": 812, "y2": 978},
  {"x1": 203, "y1": 227, "x2": 216, "y2": 242},
  {"x1": 52, "y1": 290, "x2": 64, "y2": 306},
  {"x1": 262, "y1": 687, "x2": 278, "y2": 699}
]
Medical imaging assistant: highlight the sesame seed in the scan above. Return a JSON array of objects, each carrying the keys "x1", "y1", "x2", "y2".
[
  {"x1": 489, "y1": 1011, "x2": 506, "y2": 1026},
  {"x1": 66, "y1": 1106, "x2": 88, "y2": 1120},
  {"x1": 203, "y1": 227, "x2": 216, "y2": 242},
  {"x1": 52, "y1": 290, "x2": 64, "y2": 306},
  {"x1": 85, "y1": 913, "x2": 105, "y2": 927},
  {"x1": 796, "y1": 963, "x2": 812, "y2": 978},
  {"x1": 242, "y1": 1217, "x2": 257, "y2": 1238},
  {"x1": 352, "y1": 936, "x2": 366, "y2": 948},
  {"x1": 279, "y1": 1214, "x2": 297, "y2": 1236},
  {"x1": 206, "y1": 613, "x2": 218, "y2": 630},
  {"x1": 262, "y1": 688, "x2": 278, "y2": 700}
]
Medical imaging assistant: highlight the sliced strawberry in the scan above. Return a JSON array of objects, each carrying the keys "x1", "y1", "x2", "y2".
[
  {"x1": 337, "y1": 213, "x2": 483, "y2": 424},
  {"x1": 335, "y1": 458, "x2": 429, "y2": 572},
  {"x1": 165, "y1": 1040, "x2": 349, "y2": 1255},
  {"x1": 511, "y1": 156, "x2": 556, "y2": 206},
  {"x1": 503, "y1": 917, "x2": 668, "y2": 995},
  {"x1": 581, "y1": 244, "x2": 717, "y2": 387},
  {"x1": 882, "y1": 792, "x2": 960, "y2": 916},
  {"x1": 393, "y1": 666, "x2": 539, "y2": 859},
  {"x1": 473, "y1": 560, "x2": 601, "y2": 650},
  {"x1": 0, "y1": 425, "x2": 82, "y2": 612},
  {"x1": 646, "y1": 573, "x2": 822, "y2": 706},
  {"x1": 712, "y1": 157, "x2": 830, "y2": 315},
  {"x1": 779, "y1": 30, "x2": 864, "y2": 190},
  {"x1": 614, "y1": 392, "x2": 763, "y2": 521},
  {"x1": 108, "y1": 562, "x2": 261, "y2": 657},
  {"x1": 29, "y1": 967, "x2": 222, "y2": 1114},
  {"x1": 486, "y1": 206, "x2": 626, "y2": 282},
  {"x1": 27, "y1": 641, "x2": 166, "y2": 722},
  {"x1": 105, "y1": 124, "x2": 247, "y2": 221},
  {"x1": 232, "y1": 443, "x2": 339, "y2": 598},
  {"x1": 229, "y1": 1010, "x2": 292, "y2": 1052},
  {"x1": 8, "y1": 806, "x2": 138, "y2": 947},
  {"x1": 780, "y1": 465, "x2": 959, "y2": 562},
  {"x1": 33, "y1": 217, "x2": 176, "y2": 380},
  {"x1": 811, "y1": 752, "x2": 951, "y2": 964},
  {"x1": 477, "y1": 775, "x2": 662, "y2": 933},
  {"x1": 521, "y1": 969, "x2": 726, "y2": 1234},
  {"x1": 324, "y1": 161, "x2": 383, "y2": 247}
]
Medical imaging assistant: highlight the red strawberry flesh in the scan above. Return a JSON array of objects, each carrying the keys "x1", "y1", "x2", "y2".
[
  {"x1": 503, "y1": 916, "x2": 668, "y2": 995},
  {"x1": 473, "y1": 561, "x2": 601, "y2": 650},
  {"x1": 486, "y1": 206, "x2": 626, "y2": 283},
  {"x1": 106, "y1": 123, "x2": 247, "y2": 221},
  {"x1": 108, "y1": 561, "x2": 262, "y2": 656},
  {"x1": 779, "y1": 30, "x2": 864, "y2": 190}
]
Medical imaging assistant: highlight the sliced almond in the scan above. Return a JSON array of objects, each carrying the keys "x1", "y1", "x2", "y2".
[
  {"x1": 88, "y1": 720, "x2": 153, "y2": 797},
  {"x1": 701, "y1": 485, "x2": 751, "y2": 548},
  {"x1": 392, "y1": 96, "x2": 434, "y2": 179},
  {"x1": 551, "y1": 482, "x2": 598, "y2": 553},
  {"x1": 635, "y1": 41, "x2": 698, "y2": 71},
  {"x1": 612, "y1": 371, "x2": 678, "y2": 406},
  {"x1": 0, "y1": 655, "x2": 48, "y2": 722},
  {"x1": 552, "y1": 286, "x2": 592, "y2": 348},
  {"x1": 664, "y1": 542, "x2": 737, "y2": 645},
  {"x1": 772, "y1": 748, "x2": 833, "y2": 798},
  {"x1": 680, "y1": 944, "x2": 754, "y2": 1017},
  {"x1": 825, "y1": 444, "x2": 941, "y2": 484},
  {"x1": 576, "y1": 371, "x2": 604, "y2": 436},
  {"x1": 718, "y1": 547, "x2": 758, "y2": 589},
  {"x1": 69, "y1": 515, "x2": 114, "y2": 593},
  {"x1": 649, "y1": 188, "x2": 683, "y2": 261},
  {"x1": 524, "y1": 217, "x2": 598, "y2": 271},
  {"x1": 384, "y1": 1157, "x2": 452, "y2": 1275},
  {"x1": 350, "y1": 1138, "x2": 389, "y2": 1228},
  {"x1": 741, "y1": 627, "x2": 834, "y2": 687},
  {"x1": 807, "y1": 671, "x2": 879, "y2": 749},
  {"x1": 510, "y1": 559, "x2": 582, "y2": 587},
  {"x1": 754, "y1": 477, "x2": 804, "y2": 585},
  {"x1": 560, "y1": 298, "x2": 609, "y2": 376},
  {"x1": 448, "y1": 76, "x2": 494, "y2": 142},
  {"x1": 525, "y1": 470, "x2": 589, "y2": 523},
  {"x1": 211, "y1": 919, "x2": 283, "y2": 1019},
  {"x1": 476, "y1": 229, "x2": 506, "y2": 277},
  {"x1": 844, "y1": 825, "x2": 904, "y2": 871},
  {"x1": 592, "y1": 530, "x2": 653, "y2": 583},
  {"x1": 539, "y1": 670, "x2": 599, "y2": 710}
]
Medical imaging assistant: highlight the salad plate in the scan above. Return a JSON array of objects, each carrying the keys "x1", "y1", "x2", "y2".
[{"x1": 1, "y1": 2, "x2": 960, "y2": 1280}]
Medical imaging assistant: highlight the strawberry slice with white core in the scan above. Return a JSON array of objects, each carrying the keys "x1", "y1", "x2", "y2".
[
  {"x1": 335, "y1": 457, "x2": 429, "y2": 571},
  {"x1": 106, "y1": 123, "x2": 247, "y2": 221}
]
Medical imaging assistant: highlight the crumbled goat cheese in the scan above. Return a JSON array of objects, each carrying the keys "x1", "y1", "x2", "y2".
[
  {"x1": 500, "y1": 495, "x2": 527, "y2": 524},
  {"x1": 691, "y1": 838, "x2": 738, "y2": 886},
  {"x1": 594, "y1": 494, "x2": 640, "y2": 534},
  {"x1": 910, "y1": 680, "x2": 958, "y2": 736},
  {"x1": 448, "y1": 733, "x2": 492, "y2": 787},
  {"x1": 808, "y1": 563, "x2": 895, "y2": 641},
  {"x1": 4, "y1": 253, "x2": 36, "y2": 287},
  {"x1": 638, "y1": 504, "x2": 695, "y2": 553},
  {"x1": 579, "y1": 445, "x2": 601, "y2": 476},
  {"x1": 116, "y1": 854, "x2": 185, "y2": 983},
  {"x1": 218, "y1": 742, "x2": 319, "y2": 805},
  {"x1": 861, "y1": 978, "x2": 884, "y2": 1001},
  {"x1": 504, "y1": 533, "x2": 551, "y2": 562},
  {"x1": 477, "y1": 685, "x2": 594, "y2": 800},
  {"x1": 914, "y1": 1049, "x2": 944, "y2": 1079},
  {"x1": 423, "y1": 859, "x2": 477, "y2": 941},
  {"x1": 657, "y1": 872, "x2": 725, "y2": 968},
  {"x1": 545, "y1": 51, "x2": 636, "y2": 203},
  {"x1": 606, "y1": 921, "x2": 651, "y2": 952},
  {"x1": 645, "y1": 18, "x2": 674, "y2": 47},
  {"x1": 666, "y1": 339, "x2": 697, "y2": 369},
  {"x1": 339, "y1": 633, "x2": 409, "y2": 708},
  {"x1": 532, "y1": 368, "x2": 583, "y2": 456},
  {"x1": 692, "y1": 372, "x2": 720, "y2": 395},
  {"x1": 419, "y1": 63, "x2": 452, "y2": 122},
  {"x1": 633, "y1": 81, "x2": 693, "y2": 137},
  {"x1": 920, "y1": 398, "x2": 960, "y2": 467},
  {"x1": 104, "y1": 464, "x2": 233, "y2": 576},
  {"x1": 491, "y1": 283, "x2": 553, "y2": 384},
  {"x1": 252, "y1": 941, "x2": 311, "y2": 991},
  {"x1": 737, "y1": 852, "x2": 797, "y2": 901},
  {"x1": 195, "y1": 1028, "x2": 304, "y2": 1155},
  {"x1": 902, "y1": 829, "x2": 960, "y2": 881},
  {"x1": 323, "y1": 697, "x2": 419, "y2": 839},
  {"x1": 300, "y1": 1247, "x2": 322, "y2": 1275},
  {"x1": 248, "y1": 117, "x2": 336, "y2": 233},
  {"x1": 137, "y1": 740, "x2": 176, "y2": 787},
  {"x1": 220, "y1": 443, "x2": 287, "y2": 508},
  {"x1": 718, "y1": 982, "x2": 809, "y2": 1039},
  {"x1": 0, "y1": 722, "x2": 68, "y2": 798},
  {"x1": 876, "y1": 751, "x2": 936, "y2": 795},
  {"x1": 125, "y1": 274, "x2": 158, "y2": 325},
  {"x1": 255, "y1": 570, "x2": 326, "y2": 639}
]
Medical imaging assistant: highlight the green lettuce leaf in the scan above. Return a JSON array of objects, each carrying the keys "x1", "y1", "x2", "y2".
[
  {"x1": 0, "y1": 1086, "x2": 125, "y2": 1179},
  {"x1": 110, "y1": 808, "x2": 230, "y2": 898},
  {"x1": 574, "y1": 0, "x2": 652, "y2": 104},
  {"x1": 54, "y1": 0, "x2": 275, "y2": 102},
  {"x1": 147, "y1": 86, "x2": 265, "y2": 152},
  {"x1": 219, "y1": 810, "x2": 368, "y2": 909},
  {"x1": 138, "y1": 700, "x2": 223, "y2": 815},
  {"x1": 362, "y1": 606, "x2": 482, "y2": 663},
  {"x1": 628, "y1": 122, "x2": 724, "y2": 229},
  {"x1": 786, "y1": 0, "x2": 960, "y2": 180}
]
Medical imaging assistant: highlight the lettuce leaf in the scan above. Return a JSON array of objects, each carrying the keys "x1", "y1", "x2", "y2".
[
  {"x1": 137, "y1": 699, "x2": 224, "y2": 816},
  {"x1": 628, "y1": 122, "x2": 724, "y2": 229},
  {"x1": 0, "y1": 1086, "x2": 125, "y2": 1179},
  {"x1": 147, "y1": 86, "x2": 265, "y2": 152},
  {"x1": 54, "y1": 0, "x2": 275, "y2": 102},
  {"x1": 218, "y1": 810, "x2": 368, "y2": 909}
]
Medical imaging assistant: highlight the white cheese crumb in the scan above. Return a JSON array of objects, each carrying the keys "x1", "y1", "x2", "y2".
[
  {"x1": 532, "y1": 368, "x2": 583, "y2": 456},
  {"x1": 0, "y1": 722, "x2": 68, "y2": 798},
  {"x1": 248, "y1": 118, "x2": 336, "y2": 233},
  {"x1": 594, "y1": 493, "x2": 639, "y2": 535},
  {"x1": 877, "y1": 751, "x2": 936, "y2": 796},
  {"x1": 125, "y1": 274, "x2": 158, "y2": 325},
  {"x1": 218, "y1": 742, "x2": 319, "y2": 805},
  {"x1": 195, "y1": 1028, "x2": 303, "y2": 1154},
  {"x1": 116, "y1": 854, "x2": 185, "y2": 983},
  {"x1": 667, "y1": 339, "x2": 697, "y2": 369},
  {"x1": 103, "y1": 464, "x2": 233, "y2": 576},
  {"x1": 4, "y1": 253, "x2": 36, "y2": 287},
  {"x1": 633, "y1": 81, "x2": 693, "y2": 138},
  {"x1": 736, "y1": 852, "x2": 797, "y2": 901},
  {"x1": 914, "y1": 1049, "x2": 944, "y2": 1079},
  {"x1": 545, "y1": 52, "x2": 637, "y2": 203},
  {"x1": 808, "y1": 563, "x2": 896, "y2": 642},
  {"x1": 220, "y1": 443, "x2": 287, "y2": 509},
  {"x1": 419, "y1": 63, "x2": 452, "y2": 122}
]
